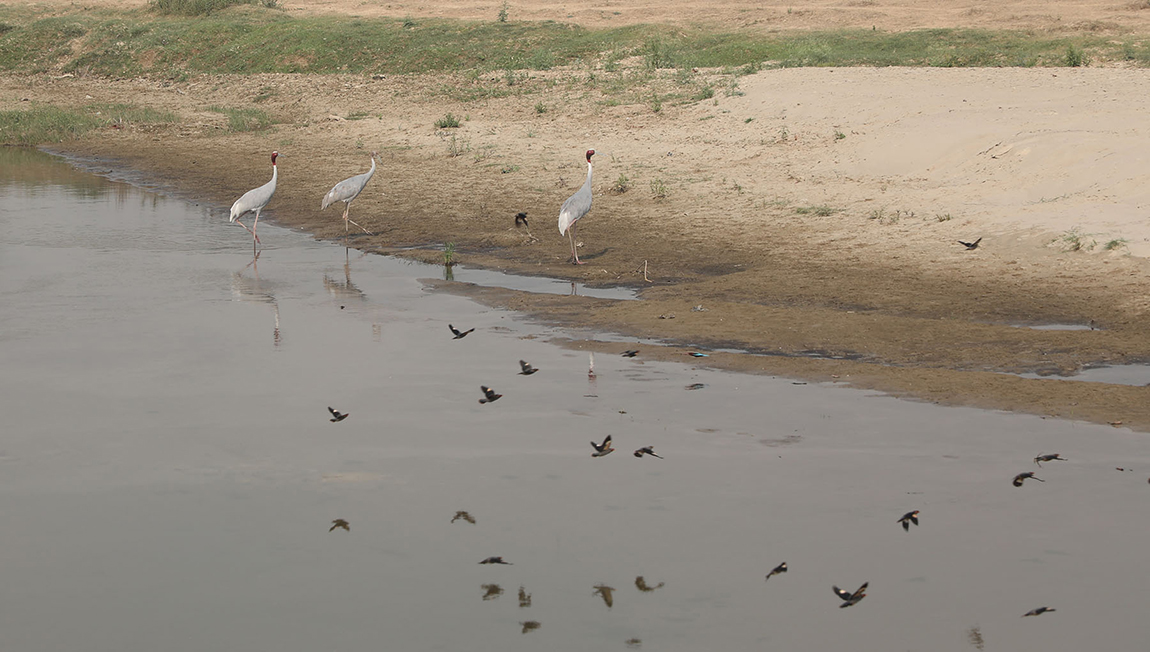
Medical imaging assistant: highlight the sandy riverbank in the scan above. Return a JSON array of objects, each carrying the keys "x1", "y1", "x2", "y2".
[{"x1": 8, "y1": 0, "x2": 1150, "y2": 428}]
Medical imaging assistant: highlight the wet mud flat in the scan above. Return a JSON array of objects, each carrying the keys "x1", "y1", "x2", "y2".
[{"x1": 2, "y1": 149, "x2": 1150, "y2": 651}]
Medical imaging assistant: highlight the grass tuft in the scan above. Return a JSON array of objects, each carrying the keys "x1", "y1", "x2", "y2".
[
  {"x1": 435, "y1": 112, "x2": 461, "y2": 128},
  {"x1": 207, "y1": 105, "x2": 273, "y2": 132}
]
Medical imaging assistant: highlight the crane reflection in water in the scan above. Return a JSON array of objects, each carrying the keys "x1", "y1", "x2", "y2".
[
  {"x1": 231, "y1": 251, "x2": 281, "y2": 348},
  {"x1": 323, "y1": 248, "x2": 367, "y2": 304}
]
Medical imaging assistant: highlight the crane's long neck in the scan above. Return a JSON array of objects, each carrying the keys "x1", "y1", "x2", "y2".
[
  {"x1": 269, "y1": 162, "x2": 277, "y2": 186},
  {"x1": 583, "y1": 160, "x2": 593, "y2": 189},
  {"x1": 364, "y1": 156, "x2": 376, "y2": 183}
]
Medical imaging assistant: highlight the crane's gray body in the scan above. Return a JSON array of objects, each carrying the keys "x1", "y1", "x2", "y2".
[
  {"x1": 558, "y1": 161, "x2": 593, "y2": 235},
  {"x1": 230, "y1": 161, "x2": 277, "y2": 223},
  {"x1": 322, "y1": 155, "x2": 376, "y2": 211}
]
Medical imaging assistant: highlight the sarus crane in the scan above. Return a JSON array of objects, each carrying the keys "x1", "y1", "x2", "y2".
[{"x1": 558, "y1": 149, "x2": 594, "y2": 265}]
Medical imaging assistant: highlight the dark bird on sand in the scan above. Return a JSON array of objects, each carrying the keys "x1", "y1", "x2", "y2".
[
  {"x1": 1013, "y1": 472, "x2": 1044, "y2": 487},
  {"x1": 633, "y1": 446, "x2": 663, "y2": 459},
  {"x1": 452, "y1": 510, "x2": 476, "y2": 524},
  {"x1": 449, "y1": 324, "x2": 475, "y2": 339},
  {"x1": 328, "y1": 407, "x2": 349, "y2": 422},
  {"x1": 593, "y1": 584, "x2": 615, "y2": 608},
  {"x1": 635, "y1": 576, "x2": 665, "y2": 592},
  {"x1": 898, "y1": 510, "x2": 920, "y2": 532},
  {"x1": 479, "y1": 556, "x2": 512, "y2": 565},
  {"x1": 591, "y1": 434, "x2": 615, "y2": 457},
  {"x1": 765, "y1": 562, "x2": 788, "y2": 581},
  {"x1": 1034, "y1": 453, "x2": 1067, "y2": 467},
  {"x1": 1023, "y1": 607, "x2": 1056, "y2": 617},
  {"x1": 479, "y1": 386, "x2": 502, "y2": 404},
  {"x1": 515, "y1": 212, "x2": 529, "y2": 227},
  {"x1": 958, "y1": 237, "x2": 982, "y2": 250},
  {"x1": 833, "y1": 582, "x2": 868, "y2": 608},
  {"x1": 518, "y1": 360, "x2": 539, "y2": 375},
  {"x1": 621, "y1": 350, "x2": 639, "y2": 357},
  {"x1": 329, "y1": 519, "x2": 350, "y2": 532}
]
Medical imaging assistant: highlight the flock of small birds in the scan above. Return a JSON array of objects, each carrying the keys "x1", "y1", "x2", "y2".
[
  {"x1": 322, "y1": 328, "x2": 681, "y2": 641},
  {"x1": 317, "y1": 323, "x2": 1097, "y2": 642}
]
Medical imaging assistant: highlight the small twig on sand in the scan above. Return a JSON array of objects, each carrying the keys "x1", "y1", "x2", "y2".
[{"x1": 642, "y1": 260, "x2": 652, "y2": 283}]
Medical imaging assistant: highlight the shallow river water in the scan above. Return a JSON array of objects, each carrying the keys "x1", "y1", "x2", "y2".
[{"x1": 1, "y1": 148, "x2": 1148, "y2": 652}]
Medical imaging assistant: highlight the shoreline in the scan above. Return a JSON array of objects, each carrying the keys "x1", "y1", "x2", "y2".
[{"x1": 10, "y1": 63, "x2": 1150, "y2": 432}]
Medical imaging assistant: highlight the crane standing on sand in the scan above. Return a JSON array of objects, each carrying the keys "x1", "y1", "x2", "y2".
[
  {"x1": 230, "y1": 151, "x2": 279, "y2": 249},
  {"x1": 558, "y1": 149, "x2": 595, "y2": 265},
  {"x1": 322, "y1": 151, "x2": 377, "y2": 236}
]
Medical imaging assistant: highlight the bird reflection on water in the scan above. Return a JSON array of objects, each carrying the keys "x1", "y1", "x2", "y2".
[
  {"x1": 481, "y1": 584, "x2": 503, "y2": 601},
  {"x1": 231, "y1": 251, "x2": 280, "y2": 347},
  {"x1": 323, "y1": 249, "x2": 366, "y2": 304}
]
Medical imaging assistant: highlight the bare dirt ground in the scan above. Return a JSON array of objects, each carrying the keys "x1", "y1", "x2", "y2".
[{"x1": 10, "y1": 0, "x2": 1150, "y2": 428}]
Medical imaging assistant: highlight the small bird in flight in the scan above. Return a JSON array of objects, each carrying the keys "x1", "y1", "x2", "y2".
[
  {"x1": 958, "y1": 237, "x2": 982, "y2": 250},
  {"x1": 621, "y1": 350, "x2": 639, "y2": 357},
  {"x1": 593, "y1": 584, "x2": 615, "y2": 608},
  {"x1": 833, "y1": 582, "x2": 868, "y2": 608},
  {"x1": 329, "y1": 519, "x2": 350, "y2": 532},
  {"x1": 591, "y1": 435, "x2": 615, "y2": 457},
  {"x1": 452, "y1": 511, "x2": 476, "y2": 524},
  {"x1": 765, "y1": 562, "x2": 788, "y2": 581},
  {"x1": 688, "y1": 352, "x2": 709, "y2": 358},
  {"x1": 479, "y1": 556, "x2": 512, "y2": 565},
  {"x1": 1034, "y1": 453, "x2": 1067, "y2": 467},
  {"x1": 635, "y1": 576, "x2": 665, "y2": 592},
  {"x1": 518, "y1": 360, "x2": 539, "y2": 375},
  {"x1": 898, "y1": 510, "x2": 920, "y2": 532},
  {"x1": 515, "y1": 212, "x2": 529, "y2": 228},
  {"x1": 633, "y1": 446, "x2": 663, "y2": 459},
  {"x1": 479, "y1": 386, "x2": 502, "y2": 404},
  {"x1": 1013, "y1": 472, "x2": 1045, "y2": 487},
  {"x1": 328, "y1": 407, "x2": 349, "y2": 422},
  {"x1": 1023, "y1": 607, "x2": 1056, "y2": 617},
  {"x1": 449, "y1": 324, "x2": 475, "y2": 339}
]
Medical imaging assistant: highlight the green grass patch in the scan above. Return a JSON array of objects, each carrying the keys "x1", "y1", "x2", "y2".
[
  {"x1": 0, "y1": 103, "x2": 174, "y2": 145},
  {"x1": 0, "y1": 4, "x2": 1145, "y2": 79},
  {"x1": 149, "y1": 0, "x2": 280, "y2": 16},
  {"x1": 207, "y1": 105, "x2": 273, "y2": 131}
]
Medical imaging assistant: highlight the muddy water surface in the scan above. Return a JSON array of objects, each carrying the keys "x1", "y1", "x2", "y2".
[{"x1": 1, "y1": 148, "x2": 1148, "y2": 652}]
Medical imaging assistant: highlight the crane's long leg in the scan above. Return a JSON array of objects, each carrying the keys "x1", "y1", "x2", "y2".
[
  {"x1": 252, "y1": 209, "x2": 263, "y2": 246},
  {"x1": 344, "y1": 203, "x2": 372, "y2": 235},
  {"x1": 571, "y1": 222, "x2": 584, "y2": 265},
  {"x1": 235, "y1": 218, "x2": 261, "y2": 246}
]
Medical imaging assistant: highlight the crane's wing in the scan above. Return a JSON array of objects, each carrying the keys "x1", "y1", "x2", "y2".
[
  {"x1": 322, "y1": 160, "x2": 376, "y2": 210},
  {"x1": 558, "y1": 189, "x2": 592, "y2": 235}
]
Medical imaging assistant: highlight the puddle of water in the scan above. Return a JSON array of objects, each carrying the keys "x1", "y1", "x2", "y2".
[
  {"x1": 2, "y1": 147, "x2": 1150, "y2": 652},
  {"x1": 1017, "y1": 364, "x2": 1150, "y2": 386},
  {"x1": 1013, "y1": 323, "x2": 1095, "y2": 331},
  {"x1": 441, "y1": 264, "x2": 638, "y2": 301}
]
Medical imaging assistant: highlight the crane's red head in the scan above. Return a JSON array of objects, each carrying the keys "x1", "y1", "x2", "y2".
[
  {"x1": 585, "y1": 149, "x2": 595, "y2": 162},
  {"x1": 271, "y1": 151, "x2": 279, "y2": 165}
]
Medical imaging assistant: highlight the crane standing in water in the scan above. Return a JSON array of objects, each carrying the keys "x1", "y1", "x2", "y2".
[
  {"x1": 558, "y1": 149, "x2": 595, "y2": 265},
  {"x1": 322, "y1": 151, "x2": 378, "y2": 236},
  {"x1": 229, "y1": 151, "x2": 278, "y2": 249}
]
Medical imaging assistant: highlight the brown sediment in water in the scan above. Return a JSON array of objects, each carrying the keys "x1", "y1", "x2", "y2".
[{"x1": 10, "y1": 3, "x2": 1150, "y2": 431}]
